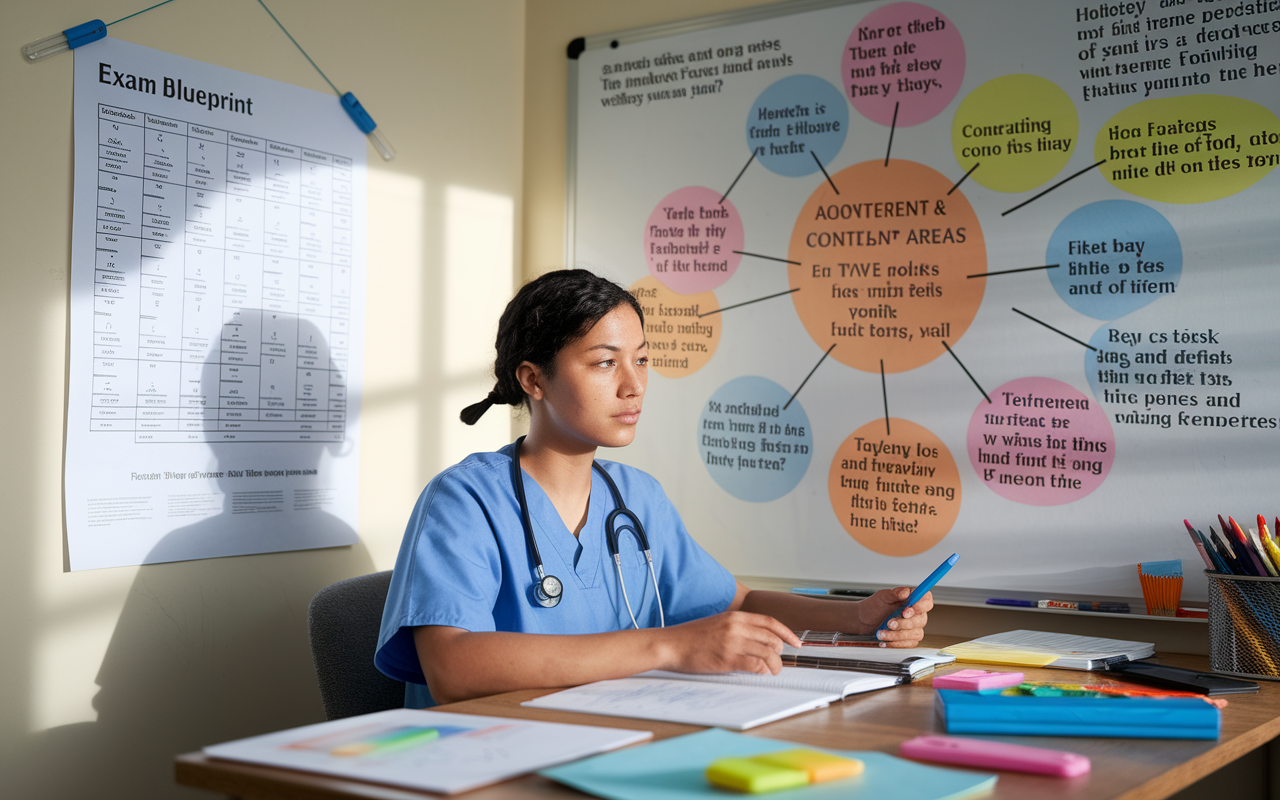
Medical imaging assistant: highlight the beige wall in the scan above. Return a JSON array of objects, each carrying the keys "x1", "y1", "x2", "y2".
[{"x1": 0, "y1": 1, "x2": 523, "y2": 797}]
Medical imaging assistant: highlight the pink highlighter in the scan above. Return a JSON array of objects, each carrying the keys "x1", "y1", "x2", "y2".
[{"x1": 900, "y1": 735, "x2": 1091, "y2": 777}]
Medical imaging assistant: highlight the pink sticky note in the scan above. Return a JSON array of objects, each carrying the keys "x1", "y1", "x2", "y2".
[{"x1": 932, "y1": 669, "x2": 1025, "y2": 691}]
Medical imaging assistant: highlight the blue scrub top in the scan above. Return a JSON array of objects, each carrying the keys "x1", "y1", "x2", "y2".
[{"x1": 375, "y1": 442, "x2": 737, "y2": 707}]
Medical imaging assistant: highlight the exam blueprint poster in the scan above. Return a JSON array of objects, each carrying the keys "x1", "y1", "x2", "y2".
[
  {"x1": 571, "y1": 0, "x2": 1280, "y2": 600},
  {"x1": 65, "y1": 39, "x2": 366, "y2": 569}
]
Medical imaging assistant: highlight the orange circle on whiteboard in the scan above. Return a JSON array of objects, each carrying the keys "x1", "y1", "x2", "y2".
[
  {"x1": 629, "y1": 276, "x2": 721, "y2": 378},
  {"x1": 828, "y1": 418, "x2": 961, "y2": 557},
  {"x1": 787, "y1": 159, "x2": 986, "y2": 373}
]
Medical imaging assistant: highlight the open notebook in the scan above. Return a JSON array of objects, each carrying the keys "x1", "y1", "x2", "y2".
[{"x1": 522, "y1": 667, "x2": 899, "y2": 730}]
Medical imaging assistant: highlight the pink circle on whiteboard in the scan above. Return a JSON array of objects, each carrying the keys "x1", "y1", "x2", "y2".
[
  {"x1": 643, "y1": 186, "x2": 743, "y2": 294},
  {"x1": 966, "y1": 377, "x2": 1115, "y2": 506},
  {"x1": 843, "y1": 2, "x2": 965, "y2": 127}
]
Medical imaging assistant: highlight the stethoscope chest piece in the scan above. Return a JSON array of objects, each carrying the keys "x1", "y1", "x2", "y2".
[{"x1": 535, "y1": 569, "x2": 562, "y2": 608}]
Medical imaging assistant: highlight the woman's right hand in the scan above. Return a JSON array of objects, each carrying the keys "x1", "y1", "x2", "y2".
[{"x1": 659, "y1": 611, "x2": 801, "y2": 675}]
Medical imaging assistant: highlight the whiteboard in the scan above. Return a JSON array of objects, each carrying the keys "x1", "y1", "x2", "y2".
[{"x1": 569, "y1": 0, "x2": 1280, "y2": 600}]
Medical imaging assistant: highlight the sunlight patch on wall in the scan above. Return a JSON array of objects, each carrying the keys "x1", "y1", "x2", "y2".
[{"x1": 441, "y1": 186, "x2": 514, "y2": 465}]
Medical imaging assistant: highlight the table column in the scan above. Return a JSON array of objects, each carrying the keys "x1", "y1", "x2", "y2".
[
  {"x1": 297, "y1": 148, "x2": 335, "y2": 442},
  {"x1": 329, "y1": 154, "x2": 354, "y2": 443},
  {"x1": 178, "y1": 123, "x2": 229, "y2": 442},
  {"x1": 135, "y1": 113, "x2": 188, "y2": 443},
  {"x1": 92, "y1": 105, "x2": 144, "y2": 433}
]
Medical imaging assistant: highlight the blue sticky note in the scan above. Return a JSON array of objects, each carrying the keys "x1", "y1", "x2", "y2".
[
  {"x1": 1140, "y1": 560, "x2": 1183, "y2": 577},
  {"x1": 541, "y1": 728, "x2": 996, "y2": 800}
]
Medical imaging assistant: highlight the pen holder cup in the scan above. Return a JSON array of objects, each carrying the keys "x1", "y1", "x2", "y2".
[{"x1": 1207, "y1": 571, "x2": 1280, "y2": 681}]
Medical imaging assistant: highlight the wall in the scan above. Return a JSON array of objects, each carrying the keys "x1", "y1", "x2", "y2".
[{"x1": 0, "y1": 1, "x2": 524, "y2": 797}]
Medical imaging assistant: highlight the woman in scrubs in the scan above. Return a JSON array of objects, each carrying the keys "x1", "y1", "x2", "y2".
[{"x1": 376, "y1": 270, "x2": 932, "y2": 707}]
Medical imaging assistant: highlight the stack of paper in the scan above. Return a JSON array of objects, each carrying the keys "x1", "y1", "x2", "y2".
[
  {"x1": 780, "y1": 645, "x2": 956, "y2": 679},
  {"x1": 939, "y1": 630, "x2": 1155, "y2": 670},
  {"x1": 203, "y1": 708, "x2": 651, "y2": 795}
]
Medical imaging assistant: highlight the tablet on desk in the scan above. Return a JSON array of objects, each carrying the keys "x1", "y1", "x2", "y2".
[{"x1": 1109, "y1": 661, "x2": 1260, "y2": 696}]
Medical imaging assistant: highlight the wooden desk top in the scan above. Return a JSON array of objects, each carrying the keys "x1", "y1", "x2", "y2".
[{"x1": 175, "y1": 648, "x2": 1280, "y2": 800}]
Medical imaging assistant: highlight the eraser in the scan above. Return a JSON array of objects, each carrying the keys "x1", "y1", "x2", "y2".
[
  {"x1": 933, "y1": 669, "x2": 1025, "y2": 691},
  {"x1": 706, "y1": 758, "x2": 809, "y2": 793},
  {"x1": 752, "y1": 749, "x2": 864, "y2": 783}
]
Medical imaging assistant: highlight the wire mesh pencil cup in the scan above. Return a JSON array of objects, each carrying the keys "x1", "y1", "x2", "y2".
[{"x1": 1207, "y1": 571, "x2": 1280, "y2": 680}]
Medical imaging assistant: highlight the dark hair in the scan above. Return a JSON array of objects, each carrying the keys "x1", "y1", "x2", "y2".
[{"x1": 460, "y1": 269, "x2": 645, "y2": 425}]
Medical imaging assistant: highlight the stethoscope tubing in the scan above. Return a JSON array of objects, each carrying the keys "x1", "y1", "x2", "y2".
[{"x1": 511, "y1": 436, "x2": 664, "y2": 628}]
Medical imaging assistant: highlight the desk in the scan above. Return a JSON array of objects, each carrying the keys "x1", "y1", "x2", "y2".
[{"x1": 175, "y1": 647, "x2": 1280, "y2": 800}]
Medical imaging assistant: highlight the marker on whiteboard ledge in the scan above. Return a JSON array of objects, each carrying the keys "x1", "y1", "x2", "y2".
[
  {"x1": 341, "y1": 92, "x2": 397, "y2": 161},
  {"x1": 22, "y1": 19, "x2": 107, "y2": 62},
  {"x1": 1036, "y1": 600, "x2": 1130, "y2": 613}
]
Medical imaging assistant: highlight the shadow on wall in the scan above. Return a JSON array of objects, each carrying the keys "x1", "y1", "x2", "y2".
[{"x1": 22, "y1": 312, "x2": 376, "y2": 799}]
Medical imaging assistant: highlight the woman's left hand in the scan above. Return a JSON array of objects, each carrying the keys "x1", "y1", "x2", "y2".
[{"x1": 856, "y1": 588, "x2": 931, "y2": 647}]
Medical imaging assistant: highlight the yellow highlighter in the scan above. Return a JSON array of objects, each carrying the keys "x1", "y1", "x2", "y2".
[{"x1": 707, "y1": 749, "x2": 864, "y2": 793}]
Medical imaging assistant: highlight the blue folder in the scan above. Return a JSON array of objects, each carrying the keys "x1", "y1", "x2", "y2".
[{"x1": 936, "y1": 689, "x2": 1220, "y2": 739}]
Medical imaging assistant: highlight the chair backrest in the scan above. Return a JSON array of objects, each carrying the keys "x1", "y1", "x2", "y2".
[{"x1": 307, "y1": 570, "x2": 405, "y2": 720}]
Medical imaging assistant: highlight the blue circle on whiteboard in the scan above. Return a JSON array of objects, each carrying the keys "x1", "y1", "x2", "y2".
[
  {"x1": 1046, "y1": 201, "x2": 1182, "y2": 320},
  {"x1": 698, "y1": 376, "x2": 813, "y2": 502},
  {"x1": 747, "y1": 75, "x2": 849, "y2": 177}
]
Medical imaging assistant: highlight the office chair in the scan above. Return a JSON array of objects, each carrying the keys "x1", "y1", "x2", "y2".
[{"x1": 307, "y1": 570, "x2": 406, "y2": 720}]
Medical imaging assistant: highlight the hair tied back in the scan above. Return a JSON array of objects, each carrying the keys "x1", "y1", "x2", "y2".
[{"x1": 459, "y1": 391, "x2": 499, "y2": 426}]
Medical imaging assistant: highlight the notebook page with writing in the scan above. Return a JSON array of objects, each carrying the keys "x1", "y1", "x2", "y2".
[
  {"x1": 637, "y1": 667, "x2": 899, "y2": 697},
  {"x1": 522, "y1": 678, "x2": 836, "y2": 730}
]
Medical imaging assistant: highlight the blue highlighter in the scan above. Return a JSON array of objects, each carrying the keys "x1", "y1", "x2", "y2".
[{"x1": 878, "y1": 553, "x2": 959, "y2": 632}]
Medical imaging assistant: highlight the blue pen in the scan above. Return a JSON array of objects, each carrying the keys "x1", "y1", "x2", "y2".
[
  {"x1": 879, "y1": 553, "x2": 959, "y2": 632},
  {"x1": 986, "y1": 598, "x2": 1036, "y2": 607}
]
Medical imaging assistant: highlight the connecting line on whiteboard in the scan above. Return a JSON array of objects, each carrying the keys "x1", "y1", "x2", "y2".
[
  {"x1": 785, "y1": 344, "x2": 836, "y2": 410},
  {"x1": 884, "y1": 102, "x2": 899, "y2": 167},
  {"x1": 812, "y1": 153, "x2": 840, "y2": 195},
  {"x1": 1002, "y1": 160, "x2": 1106, "y2": 216},
  {"x1": 732, "y1": 250, "x2": 800, "y2": 265},
  {"x1": 699, "y1": 288, "x2": 799, "y2": 318},
  {"x1": 880, "y1": 360, "x2": 891, "y2": 434},
  {"x1": 21, "y1": 0, "x2": 180, "y2": 62},
  {"x1": 967, "y1": 264, "x2": 1059, "y2": 279},
  {"x1": 720, "y1": 152, "x2": 757, "y2": 204},
  {"x1": 255, "y1": 0, "x2": 396, "y2": 160},
  {"x1": 948, "y1": 162, "x2": 979, "y2": 196},
  {"x1": 1011, "y1": 308, "x2": 1097, "y2": 351},
  {"x1": 942, "y1": 342, "x2": 991, "y2": 404}
]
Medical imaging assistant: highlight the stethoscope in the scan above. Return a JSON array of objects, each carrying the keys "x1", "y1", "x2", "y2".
[{"x1": 510, "y1": 436, "x2": 665, "y2": 629}]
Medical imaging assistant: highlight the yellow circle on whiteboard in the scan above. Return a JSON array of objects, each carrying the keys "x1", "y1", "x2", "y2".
[
  {"x1": 952, "y1": 74, "x2": 1078, "y2": 193},
  {"x1": 628, "y1": 276, "x2": 721, "y2": 378}
]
